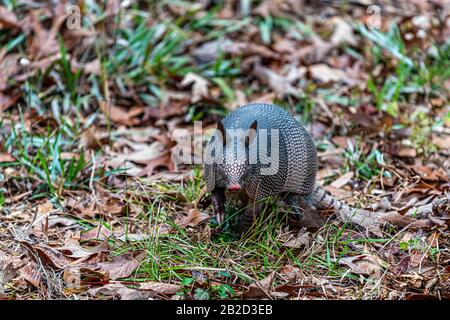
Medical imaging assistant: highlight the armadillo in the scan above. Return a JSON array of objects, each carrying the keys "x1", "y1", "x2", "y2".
[{"x1": 203, "y1": 103, "x2": 380, "y2": 231}]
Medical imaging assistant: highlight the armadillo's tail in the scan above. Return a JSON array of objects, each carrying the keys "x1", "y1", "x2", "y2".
[
  {"x1": 308, "y1": 184, "x2": 348, "y2": 212},
  {"x1": 306, "y1": 184, "x2": 382, "y2": 233}
]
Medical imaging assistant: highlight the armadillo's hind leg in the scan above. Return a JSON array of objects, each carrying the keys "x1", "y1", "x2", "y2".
[
  {"x1": 282, "y1": 192, "x2": 305, "y2": 221},
  {"x1": 211, "y1": 187, "x2": 226, "y2": 224}
]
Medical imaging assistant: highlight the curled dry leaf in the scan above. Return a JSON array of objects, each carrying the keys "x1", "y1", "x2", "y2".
[
  {"x1": 432, "y1": 135, "x2": 450, "y2": 150},
  {"x1": 253, "y1": 63, "x2": 298, "y2": 97},
  {"x1": 181, "y1": 72, "x2": 209, "y2": 103},
  {"x1": 138, "y1": 151, "x2": 175, "y2": 177},
  {"x1": 18, "y1": 241, "x2": 68, "y2": 270},
  {"x1": 57, "y1": 239, "x2": 109, "y2": 259},
  {"x1": 81, "y1": 225, "x2": 114, "y2": 241},
  {"x1": 310, "y1": 63, "x2": 359, "y2": 85},
  {"x1": 93, "y1": 251, "x2": 146, "y2": 280},
  {"x1": 193, "y1": 39, "x2": 278, "y2": 64},
  {"x1": 330, "y1": 17, "x2": 357, "y2": 46},
  {"x1": 18, "y1": 262, "x2": 41, "y2": 288},
  {"x1": 28, "y1": 4, "x2": 69, "y2": 60},
  {"x1": 330, "y1": 171, "x2": 354, "y2": 189},
  {"x1": 410, "y1": 165, "x2": 449, "y2": 182},
  {"x1": 99, "y1": 101, "x2": 144, "y2": 126},
  {"x1": 338, "y1": 254, "x2": 386, "y2": 277},
  {"x1": 176, "y1": 209, "x2": 210, "y2": 228}
]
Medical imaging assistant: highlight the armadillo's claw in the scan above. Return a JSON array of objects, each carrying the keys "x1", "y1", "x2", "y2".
[
  {"x1": 215, "y1": 212, "x2": 225, "y2": 225},
  {"x1": 211, "y1": 188, "x2": 226, "y2": 225}
]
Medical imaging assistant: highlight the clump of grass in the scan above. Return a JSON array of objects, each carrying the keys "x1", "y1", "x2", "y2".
[
  {"x1": 1, "y1": 112, "x2": 90, "y2": 201},
  {"x1": 342, "y1": 138, "x2": 386, "y2": 181}
]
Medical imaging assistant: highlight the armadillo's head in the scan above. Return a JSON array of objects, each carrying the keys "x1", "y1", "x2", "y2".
[{"x1": 216, "y1": 120, "x2": 257, "y2": 193}]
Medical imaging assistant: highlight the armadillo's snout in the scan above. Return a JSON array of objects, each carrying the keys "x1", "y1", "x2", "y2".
[{"x1": 227, "y1": 184, "x2": 241, "y2": 192}]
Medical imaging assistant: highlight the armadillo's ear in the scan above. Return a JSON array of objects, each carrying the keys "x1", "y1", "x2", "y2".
[
  {"x1": 246, "y1": 120, "x2": 257, "y2": 147},
  {"x1": 216, "y1": 121, "x2": 227, "y2": 146}
]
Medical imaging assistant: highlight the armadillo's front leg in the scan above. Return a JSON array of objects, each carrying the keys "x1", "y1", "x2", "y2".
[{"x1": 211, "y1": 187, "x2": 226, "y2": 224}]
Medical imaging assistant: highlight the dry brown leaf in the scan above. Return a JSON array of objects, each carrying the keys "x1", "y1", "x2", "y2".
[
  {"x1": 28, "y1": 4, "x2": 69, "y2": 60},
  {"x1": 0, "y1": 53, "x2": 19, "y2": 91},
  {"x1": 243, "y1": 272, "x2": 274, "y2": 299},
  {"x1": 94, "y1": 251, "x2": 146, "y2": 280},
  {"x1": 283, "y1": 230, "x2": 310, "y2": 249},
  {"x1": 0, "y1": 6, "x2": 20, "y2": 29},
  {"x1": 176, "y1": 209, "x2": 210, "y2": 228},
  {"x1": 99, "y1": 101, "x2": 144, "y2": 126},
  {"x1": 0, "y1": 152, "x2": 15, "y2": 162},
  {"x1": 65, "y1": 194, "x2": 126, "y2": 218},
  {"x1": 88, "y1": 283, "x2": 155, "y2": 300},
  {"x1": 330, "y1": 17, "x2": 358, "y2": 46},
  {"x1": 181, "y1": 72, "x2": 209, "y2": 103},
  {"x1": 18, "y1": 241, "x2": 68, "y2": 270},
  {"x1": 253, "y1": 63, "x2": 298, "y2": 97},
  {"x1": 432, "y1": 135, "x2": 450, "y2": 150},
  {"x1": 410, "y1": 165, "x2": 449, "y2": 182},
  {"x1": 57, "y1": 239, "x2": 109, "y2": 259},
  {"x1": 338, "y1": 254, "x2": 385, "y2": 277},
  {"x1": 139, "y1": 281, "x2": 181, "y2": 295},
  {"x1": 80, "y1": 225, "x2": 114, "y2": 241},
  {"x1": 310, "y1": 64, "x2": 358, "y2": 85},
  {"x1": 18, "y1": 263, "x2": 41, "y2": 288},
  {"x1": 380, "y1": 211, "x2": 433, "y2": 228},
  {"x1": 0, "y1": 92, "x2": 20, "y2": 112},
  {"x1": 330, "y1": 171, "x2": 354, "y2": 189},
  {"x1": 138, "y1": 151, "x2": 175, "y2": 177}
]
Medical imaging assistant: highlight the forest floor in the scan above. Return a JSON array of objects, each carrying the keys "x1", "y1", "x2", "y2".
[{"x1": 0, "y1": 0, "x2": 449, "y2": 300}]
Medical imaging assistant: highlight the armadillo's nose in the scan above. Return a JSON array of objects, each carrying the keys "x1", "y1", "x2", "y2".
[{"x1": 227, "y1": 184, "x2": 241, "y2": 192}]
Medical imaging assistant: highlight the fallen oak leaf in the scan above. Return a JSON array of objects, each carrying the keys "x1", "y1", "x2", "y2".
[
  {"x1": 253, "y1": 63, "x2": 298, "y2": 97},
  {"x1": 99, "y1": 101, "x2": 144, "y2": 126},
  {"x1": 310, "y1": 63, "x2": 359, "y2": 85},
  {"x1": 93, "y1": 251, "x2": 147, "y2": 280},
  {"x1": 337, "y1": 254, "x2": 385, "y2": 277},
  {"x1": 410, "y1": 165, "x2": 449, "y2": 182},
  {"x1": 65, "y1": 194, "x2": 126, "y2": 218},
  {"x1": 380, "y1": 211, "x2": 434, "y2": 229},
  {"x1": 330, "y1": 17, "x2": 358, "y2": 46},
  {"x1": 176, "y1": 209, "x2": 210, "y2": 228},
  {"x1": 181, "y1": 72, "x2": 209, "y2": 103},
  {"x1": 138, "y1": 151, "x2": 175, "y2": 177},
  {"x1": 28, "y1": 5, "x2": 69, "y2": 60},
  {"x1": 56, "y1": 239, "x2": 109, "y2": 259},
  {"x1": 17, "y1": 262, "x2": 41, "y2": 288},
  {"x1": 330, "y1": 171, "x2": 354, "y2": 189},
  {"x1": 18, "y1": 241, "x2": 68, "y2": 270},
  {"x1": 243, "y1": 272, "x2": 275, "y2": 299}
]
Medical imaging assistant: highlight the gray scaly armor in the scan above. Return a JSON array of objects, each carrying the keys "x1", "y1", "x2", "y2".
[{"x1": 204, "y1": 103, "x2": 317, "y2": 200}]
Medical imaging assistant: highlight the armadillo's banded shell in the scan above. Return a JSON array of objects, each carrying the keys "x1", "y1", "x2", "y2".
[{"x1": 204, "y1": 103, "x2": 317, "y2": 199}]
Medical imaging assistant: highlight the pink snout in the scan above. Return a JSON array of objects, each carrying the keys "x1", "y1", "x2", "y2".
[{"x1": 227, "y1": 184, "x2": 241, "y2": 192}]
